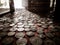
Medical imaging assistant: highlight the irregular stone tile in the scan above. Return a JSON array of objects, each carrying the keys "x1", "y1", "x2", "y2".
[
  {"x1": 15, "y1": 32, "x2": 25, "y2": 38},
  {"x1": 10, "y1": 23, "x2": 15, "y2": 27},
  {"x1": 17, "y1": 28, "x2": 24, "y2": 31},
  {"x1": 26, "y1": 31, "x2": 35, "y2": 36},
  {"x1": 38, "y1": 34, "x2": 45, "y2": 38},
  {"x1": 24, "y1": 28, "x2": 30, "y2": 31},
  {"x1": 37, "y1": 27, "x2": 44, "y2": 34},
  {"x1": 9, "y1": 28, "x2": 17, "y2": 31},
  {"x1": 45, "y1": 32, "x2": 54, "y2": 38},
  {"x1": 30, "y1": 26, "x2": 37, "y2": 31},
  {"x1": 16, "y1": 38, "x2": 27, "y2": 45},
  {"x1": 8, "y1": 32, "x2": 15, "y2": 36},
  {"x1": 44, "y1": 39, "x2": 55, "y2": 45},
  {"x1": 30, "y1": 36, "x2": 42, "y2": 45},
  {"x1": 2, "y1": 37, "x2": 14, "y2": 45},
  {"x1": 0, "y1": 32, "x2": 7, "y2": 37}
]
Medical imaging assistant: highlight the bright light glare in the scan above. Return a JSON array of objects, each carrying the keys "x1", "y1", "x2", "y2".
[
  {"x1": 14, "y1": 0, "x2": 25, "y2": 9},
  {"x1": 0, "y1": 0, "x2": 9, "y2": 8}
]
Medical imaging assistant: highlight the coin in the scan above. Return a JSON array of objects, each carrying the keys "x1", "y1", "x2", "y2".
[
  {"x1": 16, "y1": 38, "x2": 27, "y2": 45},
  {"x1": 15, "y1": 32, "x2": 25, "y2": 38},
  {"x1": 30, "y1": 36, "x2": 42, "y2": 45}
]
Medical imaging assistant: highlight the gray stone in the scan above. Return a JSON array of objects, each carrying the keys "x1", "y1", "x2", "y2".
[
  {"x1": 44, "y1": 39, "x2": 55, "y2": 45},
  {"x1": 15, "y1": 32, "x2": 25, "y2": 38},
  {"x1": 17, "y1": 28, "x2": 24, "y2": 31},
  {"x1": 8, "y1": 32, "x2": 15, "y2": 36},
  {"x1": 30, "y1": 36, "x2": 42, "y2": 45},
  {"x1": 37, "y1": 27, "x2": 44, "y2": 34},
  {"x1": 2, "y1": 37, "x2": 14, "y2": 45},
  {"x1": 16, "y1": 38, "x2": 27, "y2": 45},
  {"x1": 0, "y1": 32, "x2": 7, "y2": 37},
  {"x1": 26, "y1": 31, "x2": 35, "y2": 36}
]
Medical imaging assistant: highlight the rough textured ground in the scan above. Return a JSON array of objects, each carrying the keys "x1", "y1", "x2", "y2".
[{"x1": 0, "y1": 9, "x2": 60, "y2": 45}]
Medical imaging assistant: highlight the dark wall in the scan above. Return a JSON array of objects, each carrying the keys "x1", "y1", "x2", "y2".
[
  {"x1": 53, "y1": 0, "x2": 60, "y2": 23},
  {"x1": 27, "y1": 0, "x2": 50, "y2": 15}
]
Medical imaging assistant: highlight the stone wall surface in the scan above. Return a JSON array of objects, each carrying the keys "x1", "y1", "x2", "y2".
[{"x1": 26, "y1": 0, "x2": 50, "y2": 15}]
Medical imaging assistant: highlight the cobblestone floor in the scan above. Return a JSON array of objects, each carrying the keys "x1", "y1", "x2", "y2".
[{"x1": 0, "y1": 9, "x2": 60, "y2": 45}]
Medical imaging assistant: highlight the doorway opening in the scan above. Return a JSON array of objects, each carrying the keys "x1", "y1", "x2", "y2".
[{"x1": 14, "y1": 0, "x2": 25, "y2": 10}]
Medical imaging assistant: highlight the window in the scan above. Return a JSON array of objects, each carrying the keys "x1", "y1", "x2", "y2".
[
  {"x1": 14, "y1": 0, "x2": 25, "y2": 9},
  {"x1": 0, "y1": 0, "x2": 10, "y2": 14}
]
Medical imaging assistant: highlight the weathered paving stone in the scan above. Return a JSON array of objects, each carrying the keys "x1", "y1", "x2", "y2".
[
  {"x1": 15, "y1": 32, "x2": 25, "y2": 38},
  {"x1": 4, "y1": 23, "x2": 10, "y2": 27},
  {"x1": 24, "y1": 25, "x2": 30, "y2": 28},
  {"x1": 47, "y1": 21, "x2": 53, "y2": 25},
  {"x1": 44, "y1": 39, "x2": 56, "y2": 45},
  {"x1": 17, "y1": 22, "x2": 23, "y2": 25},
  {"x1": 17, "y1": 28, "x2": 24, "y2": 31},
  {"x1": 30, "y1": 36, "x2": 42, "y2": 45},
  {"x1": 2, "y1": 28, "x2": 10, "y2": 31},
  {"x1": 8, "y1": 32, "x2": 15, "y2": 36},
  {"x1": 38, "y1": 34, "x2": 45, "y2": 38},
  {"x1": 0, "y1": 32, "x2": 7, "y2": 37},
  {"x1": 30, "y1": 26, "x2": 37, "y2": 31},
  {"x1": 0, "y1": 9, "x2": 55, "y2": 45},
  {"x1": 41, "y1": 24, "x2": 48, "y2": 28},
  {"x1": 24, "y1": 28, "x2": 30, "y2": 31},
  {"x1": 16, "y1": 38, "x2": 27, "y2": 45},
  {"x1": 0, "y1": 37, "x2": 2, "y2": 40},
  {"x1": 2, "y1": 37, "x2": 14, "y2": 45},
  {"x1": 0, "y1": 25, "x2": 4, "y2": 30},
  {"x1": 17, "y1": 24, "x2": 24, "y2": 28},
  {"x1": 41, "y1": 21, "x2": 45, "y2": 24},
  {"x1": 9, "y1": 28, "x2": 17, "y2": 31},
  {"x1": 48, "y1": 25, "x2": 55, "y2": 29},
  {"x1": 37, "y1": 27, "x2": 44, "y2": 34},
  {"x1": 10, "y1": 23, "x2": 15, "y2": 27},
  {"x1": 26, "y1": 31, "x2": 35, "y2": 36},
  {"x1": 45, "y1": 32, "x2": 54, "y2": 38}
]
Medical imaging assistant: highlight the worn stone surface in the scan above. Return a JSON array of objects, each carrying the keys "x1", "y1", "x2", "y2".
[{"x1": 0, "y1": 9, "x2": 59, "y2": 45}]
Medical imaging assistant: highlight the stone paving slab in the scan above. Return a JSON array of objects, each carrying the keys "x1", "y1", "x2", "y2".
[{"x1": 0, "y1": 9, "x2": 59, "y2": 45}]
